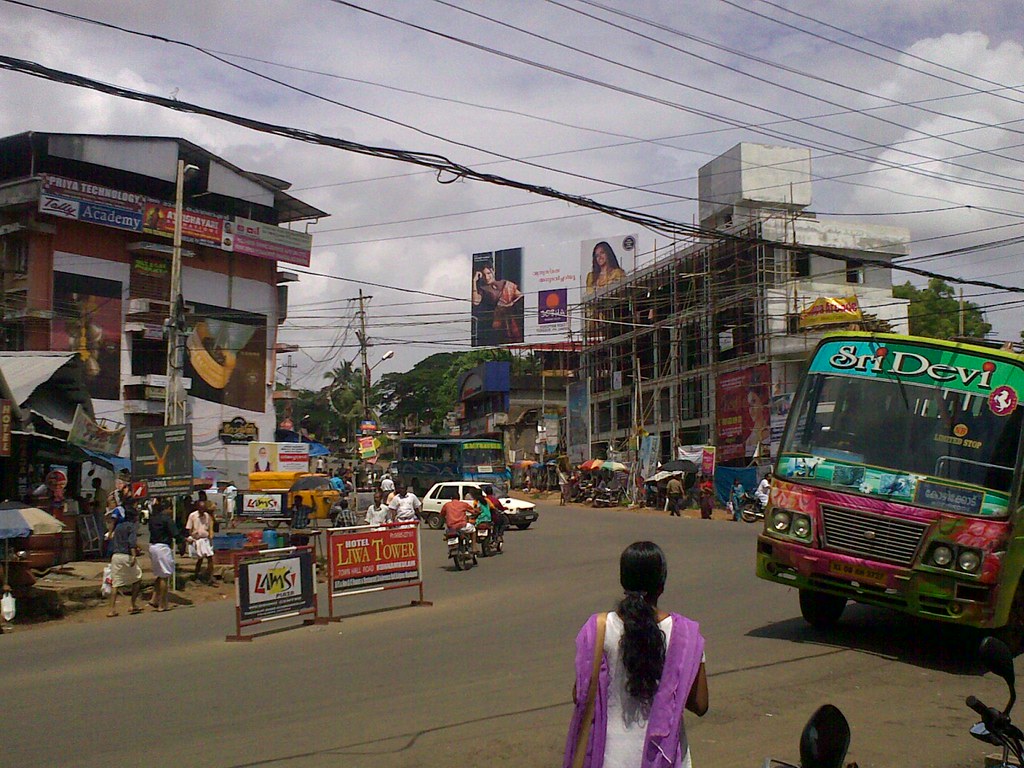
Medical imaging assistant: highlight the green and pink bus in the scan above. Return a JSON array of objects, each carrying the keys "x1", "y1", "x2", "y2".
[{"x1": 757, "y1": 332, "x2": 1024, "y2": 645}]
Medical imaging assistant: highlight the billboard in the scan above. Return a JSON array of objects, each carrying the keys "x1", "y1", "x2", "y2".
[
  {"x1": 328, "y1": 524, "x2": 421, "y2": 593},
  {"x1": 184, "y1": 303, "x2": 267, "y2": 412},
  {"x1": 715, "y1": 365, "x2": 771, "y2": 462},
  {"x1": 471, "y1": 248, "x2": 524, "y2": 347},
  {"x1": 538, "y1": 288, "x2": 568, "y2": 326},
  {"x1": 249, "y1": 442, "x2": 309, "y2": 473},
  {"x1": 52, "y1": 271, "x2": 122, "y2": 401},
  {"x1": 567, "y1": 379, "x2": 591, "y2": 465},
  {"x1": 236, "y1": 548, "x2": 316, "y2": 623},
  {"x1": 39, "y1": 174, "x2": 144, "y2": 234},
  {"x1": 581, "y1": 235, "x2": 636, "y2": 295},
  {"x1": 130, "y1": 424, "x2": 193, "y2": 496}
]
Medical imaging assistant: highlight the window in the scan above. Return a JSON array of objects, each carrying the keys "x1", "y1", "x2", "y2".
[
  {"x1": 793, "y1": 250, "x2": 810, "y2": 278},
  {"x1": 846, "y1": 259, "x2": 864, "y2": 284},
  {"x1": 435, "y1": 485, "x2": 459, "y2": 501},
  {"x1": 131, "y1": 336, "x2": 166, "y2": 376}
]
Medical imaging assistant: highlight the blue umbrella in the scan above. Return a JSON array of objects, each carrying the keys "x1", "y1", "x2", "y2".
[
  {"x1": 0, "y1": 502, "x2": 63, "y2": 540},
  {"x1": 0, "y1": 509, "x2": 31, "y2": 540}
]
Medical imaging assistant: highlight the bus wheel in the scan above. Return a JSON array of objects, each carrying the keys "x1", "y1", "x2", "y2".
[
  {"x1": 425, "y1": 512, "x2": 443, "y2": 530},
  {"x1": 995, "y1": 582, "x2": 1024, "y2": 655},
  {"x1": 799, "y1": 589, "x2": 846, "y2": 629}
]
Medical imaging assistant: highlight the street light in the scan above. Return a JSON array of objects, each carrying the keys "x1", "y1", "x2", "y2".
[{"x1": 362, "y1": 349, "x2": 394, "y2": 421}]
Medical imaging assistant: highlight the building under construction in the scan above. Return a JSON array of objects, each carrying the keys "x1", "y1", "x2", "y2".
[{"x1": 579, "y1": 143, "x2": 912, "y2": 468}]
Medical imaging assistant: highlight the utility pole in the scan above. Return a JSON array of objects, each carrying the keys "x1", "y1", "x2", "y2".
[
  {"x1": 356, "y1": 289, "x2": 372, "y2": 420},
  {"x1": 164, "y1": 159, "x2": 194, "y2": 427},
  {"x1": 959, "y1": 287, "x2": 965, "y2": 337}
]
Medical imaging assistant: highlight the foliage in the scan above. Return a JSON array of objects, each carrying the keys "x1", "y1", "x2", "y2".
[
  {"x1": 892, "y1": 279, "x2": 991, "y2": 339},
  {"x1": 377, "y1": 349, "x2": 539, "y2": 433}
]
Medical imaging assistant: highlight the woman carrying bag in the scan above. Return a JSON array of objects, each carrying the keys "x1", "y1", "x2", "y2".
[{"x1": 564, "y1": 541, "x2": 708, "y2": 768}]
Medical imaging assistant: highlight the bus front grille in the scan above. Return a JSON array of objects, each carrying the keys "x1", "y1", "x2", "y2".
[{"x1": 820, "y1": 505, "x2": 927, "y2": 566}]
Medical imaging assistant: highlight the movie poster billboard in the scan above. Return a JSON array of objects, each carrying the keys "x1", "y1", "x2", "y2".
[
  {"x1": 51, "y1": 272, "x2": 122, "y2": 401},
  {"x1": 471, "y1": 248, "x2": 524, "y2": 347},
  {"x1": 184, "y1": 303, "x2": 267, "y2": 412},
  {"x1": 715, "y1": 365, "x2": 771, "y2": 462},
  {"x1": 581, "y1": 235, "x2": 637, "y2": 295},
  {"x1": 567, "y1": 379, "x2": 591, "y2": 465}
]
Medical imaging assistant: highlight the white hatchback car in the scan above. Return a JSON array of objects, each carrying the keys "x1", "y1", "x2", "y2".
[{"x1": 420, "y1": 481, "x2": 538, "y2": 531}]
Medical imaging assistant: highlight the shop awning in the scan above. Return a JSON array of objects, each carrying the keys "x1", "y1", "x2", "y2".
[{"x1": 82, "y1": 448, "x2": 131, "y2": 474}]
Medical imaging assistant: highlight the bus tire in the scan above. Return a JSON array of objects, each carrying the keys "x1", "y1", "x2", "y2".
[
  {"x1": 799, "y1": 589, "x2": 846, "y2": 629},
  {"x1": 425, "y1": 512, "x2": 443, "y2": 530}
]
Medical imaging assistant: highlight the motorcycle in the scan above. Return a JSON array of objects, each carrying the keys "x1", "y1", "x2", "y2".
[
  {"x1": 476, "y1": 521, "x2": 499, "y2": 557},
  {"x1": 592, "y1": 486, "x2": 624, "y2": 508},
  {"x1": 763, "y1": 703, "x2": 851, "y2": 768},
  {"x1": 445, "y1": 528, "x2": 477, "y2": 571},
  {"x1": 966, "y1": 636, "x2": 1023, "y2": 768},
  {"x1": 740, "y1": 492, "x2": 768, "y2": 523}
]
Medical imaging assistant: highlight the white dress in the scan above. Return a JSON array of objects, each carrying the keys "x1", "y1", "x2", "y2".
[{"x1": 603, "y1": 612, "x2": 697, "y2": 768}]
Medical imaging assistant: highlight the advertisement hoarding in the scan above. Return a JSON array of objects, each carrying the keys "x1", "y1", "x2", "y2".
[
  {"x1": 233, "y1": 217, "x2": 312, "y2": 267},
  {"x1": 52, "y1": 271, "x2": 123, "y2": 401},
  {"x1": 471, "y1": 248, "x2": 524, "y2": 347},
  {"x1": 567, "y1": 379, "x2": 591, "y2": 465},
  {"x1": 581, "y1": 235, "x2": 636, "y2": 295},
  {"x1": 39, "y1": 174, "x2": 144, "y2": 233},
  {"x1": 236, "y1": 548, "x2": 316, "y2": 624},
  {"x1": 185, "y1": 303, "x2": 267, "y2": 412},
  {"x1": 328, "y1": 525, "x2": 421, "y2": 594},
  {"x1": 130, "y1": 424, "x2": 193, "y2": 496},
  {"x1": 0, "y1": 399, "x2": 11, "y2": 458},
  {"x1": 237, "y1": 492, "x2": 286, "y2": 517},
  {"x1": 67, "y1": 405, "x2": 126, "y2": 455},
  {"x1": 249, "y1": 442, "x2": 309, "y2": 473},
  {"x1": 715, "y1": 365, "x2": 771, "y2": 462}
]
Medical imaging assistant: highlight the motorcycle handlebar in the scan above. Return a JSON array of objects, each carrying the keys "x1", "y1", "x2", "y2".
[{"x1": 966, "y1": 695, "x2": 993, "y2": 720}]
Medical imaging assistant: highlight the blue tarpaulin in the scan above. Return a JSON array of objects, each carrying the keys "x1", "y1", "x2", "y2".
[
  {"x1": 713, "y1": 466, "x2": 759, "y2": 504},
  {"x1": 82, "y1": 448, "x2": 131, "y2": 474}
]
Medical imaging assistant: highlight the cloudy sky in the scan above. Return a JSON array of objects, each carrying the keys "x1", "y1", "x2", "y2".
[{"x1": 3, "y1": 0, "x2": 1024, "y2": 386}]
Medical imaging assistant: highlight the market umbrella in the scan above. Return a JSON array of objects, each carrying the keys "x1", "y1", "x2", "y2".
[
  {"x1": 660, "y1": 459, "x2": 700, "y2": 474},
  {"x1": 579, "y1": 459, "x2": 602, "y2": 471},
  {"x1": 514, "y1": 459, "x2": 537, "y2": 468},
  {"x1": 0, "y1": 502, "x2": 63, "y2": 538},
  {"x1": 649, "y1": 470, "x2": 682, "y2": 483},
  {"x1": 600, "y1": 460, "x2": 627, "y2": 472}
]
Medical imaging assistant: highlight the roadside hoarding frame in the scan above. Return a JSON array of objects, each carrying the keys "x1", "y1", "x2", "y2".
[
  {"x1": 324, "y1": 522, "x2": 432, "y2": 620},
  {"x1": 226, "y1": 545, "x2": 321, "y2": 642}
]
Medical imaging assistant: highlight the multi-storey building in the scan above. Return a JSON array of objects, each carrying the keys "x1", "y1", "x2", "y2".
[
  {"x1": 579, "y1": 143, "x2": 911, "y2": 468},
  {"x1": 0, "y1": 132, "x2": 326, "y2": 485}
]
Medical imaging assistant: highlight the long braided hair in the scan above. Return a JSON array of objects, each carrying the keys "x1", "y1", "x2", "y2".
[{"x1": 617, "y1": 541, "x2": 668, "y2": 705}]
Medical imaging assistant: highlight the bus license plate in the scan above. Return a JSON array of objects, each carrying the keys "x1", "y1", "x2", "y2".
[{"x1": 828, "y1": 560, "x2": 887, "y2": 586}]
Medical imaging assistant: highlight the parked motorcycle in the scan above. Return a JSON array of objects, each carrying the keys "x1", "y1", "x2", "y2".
[
  {"x1": 592, "y1": 486, "x2": 625, "y2": 508},
  {"x1": 966, "y1": 636, "x2": 1023, "y2": 768},
  {"x1": 445, "y1": 529, "x2": 476, "y2": 571},
  {"x1": 763, "y1": 703, "x2": 851, "y2": 768},
  {"x1": 740, "y1": 492, "x2": 767, "y2": 524}
]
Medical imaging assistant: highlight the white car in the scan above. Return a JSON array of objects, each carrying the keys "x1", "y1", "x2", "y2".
[{"x1": 420, "y1": 481, "x2": 538, "y2": 530}]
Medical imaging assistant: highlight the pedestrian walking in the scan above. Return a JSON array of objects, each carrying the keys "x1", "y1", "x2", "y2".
[
  {"x1": 729, "y1": 478, "x2": 745, "y2": 522},
  {"x1": 666, "y1": 474, "x2": 684, "y2": 517},
  {"x1": 107, "y1": 507, "x2": 143, "y2": 617},
  {"x1": 185, "y1": 495, "x2": 215, "y2": 583},
  {"x1": 365, "y1": 490, "x2": 390, "y2": 527},
  {"x1": 563, "y1": 541, "x2": 708, "y2": 768},
  {"x1": 147, "y1": 498, "x2": 178, "y2": 611},
  {"x1": 699, "y1": 475, "x2": 714, "y2": 520}
]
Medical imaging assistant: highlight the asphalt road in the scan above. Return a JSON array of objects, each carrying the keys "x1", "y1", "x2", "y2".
[{"x1": 0, "y1": 503, "x2": 1010, "y2": 768}]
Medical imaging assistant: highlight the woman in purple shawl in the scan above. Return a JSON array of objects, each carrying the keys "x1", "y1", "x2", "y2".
[{"x1": 565, "y1": 542, "x2": 708, "y2": 768}]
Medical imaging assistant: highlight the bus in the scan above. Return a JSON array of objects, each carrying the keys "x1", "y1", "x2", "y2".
[
  {"x1": 757, "y1": 332, "x2": 1024, "y2": 647},
  {"x1": 393, "y1": 437, "x2": 507, "y2": 496}
]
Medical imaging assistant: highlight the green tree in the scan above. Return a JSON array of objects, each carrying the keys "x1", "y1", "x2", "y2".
[{"x1": 892, "y1": 278, "x2": 991, "y2": 339}]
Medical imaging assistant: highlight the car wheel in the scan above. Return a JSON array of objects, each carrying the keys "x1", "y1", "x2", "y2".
[
  {"x1": 425, "y1": 512, "x2": 443, "y2": 530},
  {"x1": 516, "y1": 523, "x2": 532, "y2": 530}
]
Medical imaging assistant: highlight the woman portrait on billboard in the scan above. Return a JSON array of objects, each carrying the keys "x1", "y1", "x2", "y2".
[
  {"x1": 472, "y1": 261, "x2": 524, "y2": 344},
  {"x1": 585, "y1": 241, "x2": 627, "y2": 294}
]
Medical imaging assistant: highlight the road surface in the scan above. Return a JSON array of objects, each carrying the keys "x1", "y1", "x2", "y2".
[{"x1": 0, "y1": 503, "x2": 1006, "y2": 767}]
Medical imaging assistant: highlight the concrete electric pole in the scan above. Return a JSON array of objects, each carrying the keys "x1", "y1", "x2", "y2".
[{"x1": 164, "y1": 159, "x2": 198, "y2": 427}]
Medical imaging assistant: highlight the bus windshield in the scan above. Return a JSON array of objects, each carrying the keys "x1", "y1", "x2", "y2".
[{"x1": 784, "y1": 372, "x2": 1022, "y2": 496}]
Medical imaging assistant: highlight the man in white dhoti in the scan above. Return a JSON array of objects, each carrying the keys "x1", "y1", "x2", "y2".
[{"x1": 185, "y1": 498, "x2": 215, "y2": 583}]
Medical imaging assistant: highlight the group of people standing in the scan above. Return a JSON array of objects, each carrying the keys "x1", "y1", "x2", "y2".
[{"x1": 104, "y1": 491, "x2": 221, "y2": 618}]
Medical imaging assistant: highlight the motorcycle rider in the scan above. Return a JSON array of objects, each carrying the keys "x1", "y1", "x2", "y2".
[
  {"x1": 442, "y1": 497, "x2": 475, "y2": 536},
  {"x1": 755, "y1": 471, "x2": 772, "y2": 510}
]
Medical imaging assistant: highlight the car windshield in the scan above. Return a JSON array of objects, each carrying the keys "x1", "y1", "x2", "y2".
[
  {"x1": 784, "y1": 372, "x2": 1022, "y2": 494},
  {"x1": 290, "y1": 476, "x2": 331, "y2": 492}
]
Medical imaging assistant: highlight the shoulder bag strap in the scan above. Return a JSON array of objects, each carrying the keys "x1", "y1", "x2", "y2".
[{"x1": 573, "y1": 613, "x2": 608, "y2": 768}]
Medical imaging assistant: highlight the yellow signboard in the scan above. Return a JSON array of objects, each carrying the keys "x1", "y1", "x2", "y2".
[{"x1": 798, "y1": 295, "x2": 863, "y2": 330}]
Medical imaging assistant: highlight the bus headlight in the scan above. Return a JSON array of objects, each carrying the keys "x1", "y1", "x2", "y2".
[
  {"x1": 770, "y1": 510, "x2": 792, "y2": 533},
  {"x1": 791, "y1": 514, "x2": 811, "y2": 539},
  {"x1": 957, "y1": 549, "x2": 982, "y2": 573},
  {"x1": 931, "y1": 545, "x2": 954, "y2": 568}
]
